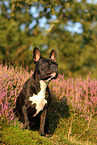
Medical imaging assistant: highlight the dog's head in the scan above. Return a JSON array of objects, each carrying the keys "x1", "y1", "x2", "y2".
[{"x1": 33, "y1": 47, "x2": 58, "y2": 81}]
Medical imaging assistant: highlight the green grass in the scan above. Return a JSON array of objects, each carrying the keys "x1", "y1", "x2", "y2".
[
  {"x1": 1, "y1": 126, "x2": 51, "y2": 145},
  {"x1": 1, "y1": 118, "x2": 97, "y2": 145},
  {"x1": 0, "y1": 122, "x2": 73, "y2": 145},
  {"x1": 1, "y1": 105, "x2": 97, "y2": 145}
]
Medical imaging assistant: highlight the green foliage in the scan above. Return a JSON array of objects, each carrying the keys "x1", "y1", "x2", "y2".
[
  {"x1": 1, "y1": 124, "x2": 52, "y2": 145},
  {"x1": 0, "y1": 0, "x2": 97, "y2": 77}
]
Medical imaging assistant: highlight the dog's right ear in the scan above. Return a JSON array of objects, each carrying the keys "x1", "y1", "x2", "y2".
[{"x1": 33, "y1": 47, "x2": 42, "y2": 63}]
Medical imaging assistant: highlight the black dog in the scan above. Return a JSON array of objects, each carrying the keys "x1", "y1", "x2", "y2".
[{"x1": 14, "y1": 47, "x2": 58, "y2": 136}]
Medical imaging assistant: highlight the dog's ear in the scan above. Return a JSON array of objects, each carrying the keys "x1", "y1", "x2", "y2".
[
  {"x1": 33, "y1": 47, "x2": 42, "y2": 63},
  {"x1": 49, "y1": 49, "x2": 56, "y2": 62}
]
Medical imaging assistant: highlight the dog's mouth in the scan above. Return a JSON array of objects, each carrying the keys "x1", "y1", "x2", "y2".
[
  {"x1": 42, "y1": 72, "x2": 58, "y2": 81},
  {"x1": 51, "y1": 72, "x2": 58, "y2": 79}
]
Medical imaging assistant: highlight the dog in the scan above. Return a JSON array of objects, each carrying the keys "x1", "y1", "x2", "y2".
[{"x1": 14, "y1": 47, "x2": 58, "y2": 136}]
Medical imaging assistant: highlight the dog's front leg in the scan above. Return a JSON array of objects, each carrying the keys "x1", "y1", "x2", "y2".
[
  {"x1": 39, "y1": 109, "x2": 47, "y2": 136},
  {"x1": 22, "y1": 105, "x2": 30, "y2": 130}
]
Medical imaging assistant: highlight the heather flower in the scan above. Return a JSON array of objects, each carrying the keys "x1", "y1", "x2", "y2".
[
  {"x1": 0, "y1": 64, "x2": 33, "y2": 124},
  {"x1": 50, "y1": 73, "x2": 97, "y2": 119},
  {"x1": 0, "y1": 64, "x2": 97, "y2": 124}
]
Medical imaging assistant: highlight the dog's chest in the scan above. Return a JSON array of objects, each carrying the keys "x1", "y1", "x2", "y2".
[{"x1": 29, "y1": 80, "x2": 48, "y2": 116}]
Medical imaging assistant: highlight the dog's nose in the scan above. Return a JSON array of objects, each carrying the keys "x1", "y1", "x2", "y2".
[
  {"x1": 51, "y1": 65, "x2": 58, "y2": 73},
  {"x1": 51, "y1": 64, "x2": 57, "y2": 70}
]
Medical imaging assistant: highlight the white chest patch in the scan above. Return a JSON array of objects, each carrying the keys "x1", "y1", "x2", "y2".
[{"x1": 29, "y1": 80, "x2": 48, "y2": 117}]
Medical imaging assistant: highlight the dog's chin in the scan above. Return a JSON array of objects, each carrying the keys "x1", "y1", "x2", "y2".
[
  {"x1": 42, "y1": 72, "x2": 58, "y2": 81},
  {"x1": 51, "y1": 73, "x2": 58, "y2": 81},
  {"x1": 50, "y1": 72, "x2": 57, "y2": 79}
]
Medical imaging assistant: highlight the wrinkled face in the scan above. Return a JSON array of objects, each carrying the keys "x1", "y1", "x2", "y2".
[
  {"x1": 33, "y1": 47, "x2": 58, "y2": 81},
  {"x1": 36, "y1": 57, "x2": 58, "y2": 81}
]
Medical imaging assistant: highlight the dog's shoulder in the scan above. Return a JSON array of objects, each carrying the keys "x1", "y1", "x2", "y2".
[{"x1": 22, "y1": 74, "x2": 40, "y2": 97}]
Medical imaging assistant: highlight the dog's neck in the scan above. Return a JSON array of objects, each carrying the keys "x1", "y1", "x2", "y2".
[
  {"x1": 39, "y1": 80, "x2": 47, "y2": 94},
  {"x1": 39, "y1": 80, "x2": 50, "y2": 96},
  {"x1": 34, "y1": 69, "x2": 51, "y2": 88}
]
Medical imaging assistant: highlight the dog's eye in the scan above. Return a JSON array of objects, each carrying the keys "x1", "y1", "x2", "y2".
[{"x1": 43, "y1": 62, "x2": 48, "y2": 66}]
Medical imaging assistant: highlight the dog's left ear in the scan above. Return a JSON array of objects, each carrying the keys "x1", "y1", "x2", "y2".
[
  {"x1": 49, "y1": 49, "x2": 56, "y2": 62},
  {"x1": 33, "y1": 47, "x2": 42, "y2": 63}
]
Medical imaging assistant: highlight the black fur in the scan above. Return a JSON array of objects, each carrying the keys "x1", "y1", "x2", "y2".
[{"x1": 14, "y1": 47, "x2": 58, "y2": 136}]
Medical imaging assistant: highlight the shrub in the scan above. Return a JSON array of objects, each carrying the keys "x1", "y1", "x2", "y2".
[
  {"x1": 50, "y1": 74, "x2": 97, "y2": 119},
  {"x1": 0, "y1": 64, "x2": 97, "y2": 124},
  {"x1": 0, "y1": 64, "x2": 33, "y2": 123}
]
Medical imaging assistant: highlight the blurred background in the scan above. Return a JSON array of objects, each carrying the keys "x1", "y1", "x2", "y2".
[{"x1": 0, "y1": 0, "x2": 97, "y2": 78}]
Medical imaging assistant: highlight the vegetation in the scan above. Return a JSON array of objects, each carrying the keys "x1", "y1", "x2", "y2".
[
  {"x1": 0, "y1": 64, "x2": 97, "y2": 145},
  {"x1": 0, "y1": 0, "x2": 97, "y2": 144},
  {"x1": 0, "y1": 0, "x2": 97, "y2": 77}
]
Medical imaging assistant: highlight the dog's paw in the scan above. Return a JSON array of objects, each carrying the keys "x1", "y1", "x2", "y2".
[
  {"x1": 39, "y1": 130, "x2": 46, "y2": 136},
  {"x1": 27, "y1": 124, "x2": 30, "y2": 130},
  {"x1": 39, "y1": 130, "x2": 51, "y2": 137},
  {"x1": 21, "y1": 123, "x2": 30, "y2": 130},
  {"x1": 45, "y1": 133, "x2": 51, "y2": 137},
  {"x1": 45, "y1": 130, "x2": 51, "y2": 137}
]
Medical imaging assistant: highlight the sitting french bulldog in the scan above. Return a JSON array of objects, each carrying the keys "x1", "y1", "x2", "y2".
[{"x1": 14, "y1": 47, "x2": 58, "y2": 136}]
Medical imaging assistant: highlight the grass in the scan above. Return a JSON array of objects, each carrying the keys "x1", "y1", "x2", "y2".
[
  {"x1": 1, "y1": 114, "x2": 97, "y2": 145},
  {"x1": 0, "y1": 64, "x2": 97, "y2": 145},
  {"x1": 1, "y1": 100, "x2": 97, "y2": 145}
]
